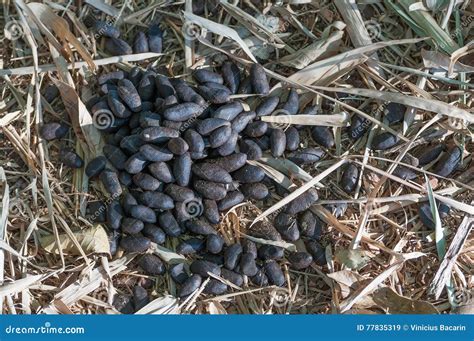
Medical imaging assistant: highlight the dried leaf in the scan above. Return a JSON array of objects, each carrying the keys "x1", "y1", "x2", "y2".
[
  {"x1": 135, "y1": 295, "x2": 180, "y2": 314},
  {"x1": 40, "y1": 225, "x2": 110, "y2": 255},
  {"x1": 151, "y1": 243, "x2": 186, "y2": 264},
  {"x1": 335, "y1": 249, "x2": 372, "y2": 270},
  {"x1": 372, "y1": 287, "x2": 438, "y2": 314}
]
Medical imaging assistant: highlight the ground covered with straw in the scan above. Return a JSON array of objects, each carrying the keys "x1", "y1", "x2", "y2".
[{"x1": 0, "y1": 0, "x2": 473, "y2": 315}]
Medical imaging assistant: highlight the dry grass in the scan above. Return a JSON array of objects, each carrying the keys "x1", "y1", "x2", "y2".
[{"x1": 0, "y1": 0, "x2": 473, "y2": 315}]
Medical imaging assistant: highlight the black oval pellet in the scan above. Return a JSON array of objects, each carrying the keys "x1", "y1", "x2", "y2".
[
  {"x1": 120, "y1": 235, "x2": 150, "y2": 253},
  {"x1": 137, "y1": 191, "x2": 174, "y2": 210},
  {"x1": 85, "y1": 156, "x2": 107, "y2": 178},
  {"x1": 341, "y1": 163, "x2": 359, "y2": 193},
  {"x1": 198, "y1": 85, "x2": 230, "y2": 104},
  {"x1": 433, "y1": 146, "x2": 462, "y2": 177},
  {"x1": 124, "y1": 153, "x2": 148, "y2": 174},
  {"x1": 172, "y1": 79, "x2": 206, "y2": 106},
  {"x1": 139, "y1": 144, "x2": 173, "y2": 162},
  {"x1": 239, "y1": 252, "x2": 259, "y2": 276},
  {"x1": 107, "y1": 200, "x2": 123, "y2": 230},
  {"x1": 142, "y1": 224, "x2": 166, "y2": 244},
  {"x1": 210, "y1": 126, "x2": 232, "y2": 148},
  {"x1": 184, "y1": 129, "x2": 205, "y2": 154},
  {"x1": 133, "y1": 286, "x2": 150, "y2": 311},
  {"x1": 177, "y1": 238, "x2": 205, "y2": 255},
  {"x1": 164, "y1": 184, "x2": 195, "y2": 202},
  {"x1": 204, "y1": 279, "x2": 228, "y2": 295},
  {"x1": 107, "y1": 90, "x2": 132, "y2": 118},
  {"x1": 170, "y1": 263, "x2": 189, "y2": 285},
  {"x1": 59, "y1": 149, "x2": 84, "y2": 168},
  {"x1": 240, "y1": 183, "x2": 269, "y2": 200},
  {"x1": 163, "y1": 103, "x2": 205, "y2": 122},
  {"x1": 194, "y1": 69, "x2": 224, "y2": 84},
  {"x1": 192, "y1": 163, "x2": 232, "y2": 184},
  {"x1": 288, "y1": 148, "x2": 324, "y2": 165},
  {"x1": 203, "y1": 199, "x2": 220, "y2": 225},
  {"x1": 194, "y1": 180, "x2": 227, "y2": 200},
  {"x1": 231, "y1": 111, "x2": 256, "y2": 133},
  {"x1": 86, "y1": 201, "x2": 106, "y2": 223},
  {"x1": 270, "y1": 129, "x2": 286, "y2": 157},
  {"x1": 242, "y1": 239, "x2": 258, "y2": 259},
  {"x1": 288, "y1": 252, "x2": 313, "y2": 270},
  {"x1": 120, "y1": 135, "x2": 143, "y2": 155},
  {"x1": 155, "y1": 75, "x2": 175, "y2": 98},
  {"x1": 87, "y1": 18, "x2": 121, "y2": 39},
  {"x1": 118, "y1": 78, "x2": 142, "y2": 112},
  {"x1": 130, "y1": 205, "x2": 156, "y2": 223},
  {"x1": 137, "y1": 72, "x2": 155, "y2": 101},
  {"x1": 233, "y1": 165, "x2": 265, "y2": 183},
  {"x1": 123, "y1": 193, "x2": 138, "y2": 215},
  {"x1": 148, "y1": 162, "x2": 175, "y2": 183},
  {"x1": 251, "y1": 267, "x2": 269, "y2": 286},
  {"x1": 105, "y1": 37, "x2": 133, "y2": 55},
  {"x1": 141, "y1": 126, "x2": 179, "y2": 143},
  {"x1": 100, "y1": 169, "x2": 123, "y2": 197},
  {"x1": 103, "y1": 144, "x2": 128, "y2": 170},
  {"x1": 372, "y1": 132, "x2": 399, "y2": 150},
  {"x1": 240, "y1": 139, "x2": 262, "y2": 160},
  {"x1": 418, "y1": 202, "x2": 450, "y2": 229},
  {"x1": 264, "y1": 260, "x2": 285, "y2": 286},
  {"x1": 217, "y1": 130, "x2": 238, "y2": 156},
  {"x1": 148, "y1": 24, "x2": 163, "y2": 53},
  {"x1": 39, "y1": 122, "x2": 69, "y2": 140},
  {"x1": 173, "y1": 152, "x2": 192, "y2": 186},
  {"x1": 393, "y1": 166, "x2": 417, "y2": 180},
  {"x1": 158, "y1": 211, "x2": 182, "y2": 237},
  {"x1": 281, "y1": 88, "x2": 299, "y2": 115},
  {"x1": 122, "y1": 217, "x2": 144, "y2": 234},
  {"x1": 212, "y1": 153, "x2": 247, "y2": 173},
  {"x1": 306, "y1": 240, "x2": 326, "y2": 266},
  {"x1": 258, "y1": 245, "x2": 284, "y2": 260},
  {"x1": 285, "y1": 127, "x2": 300, "y2": 151},
  {"x1": 133, "y1": 31, "x2": 149, "y2": 54},
  {"x1": 217, "y1": 191, "x2": 245, "y2": 211},
  {"x1": 168, "y1": 137, "x2": 189, "y2": 155},
  {"x1": 221, "y1": 61, "x2": 240, "y2": 94},
  {"x1": 213, "y1": 102, "x2": 243, "y2": 121},
  {"x1": 250, "y1": 64, "x2": 269, "y2": 95},
  {"x1": 244, "y1": 121, "x2": 268, "y2": 138},
  {"x1": 384, "y1": 102, "x2": 406, "y2": 124},
  {"x1": 132, "y1": 173, "x2": 161, "y2": 191},
  {"x1": 201, "y1": 253, "x2": 225, "y2": 266},
  {"x1": 185, "y1": 219, "x2": 217, "y2": 235},
  {"x1": 274, "y1": 220, "x2": 300, "y2": 242},
  {"x1": 284, "y1": 188, "x2": 319, "y2": 215},
  {"x1": 224, "y1": 244, "x2": 243, "y2": 270},
  {"x1": 190, "y1": 260, "x2": 221, "y2": 277},
  {"x1": 197, "y1": 118, "x2": 230, "y2": 136},
  {"x1": 349, "y1": 115, "x2": 370, "y2": 140},
  {"x1": 206, "y1": 234, "x2": 225, "y2": 254},
  {"x1": 179, "y1": 274, "x2": 202, "y2": 297},
  {"x1": 256, "y1": 96, "x2": 279, "y2": 117},
  {"x1": 311, "y1": 126, "x2": 334, "y2": 148},
  {"x1": 417, "y1": 144, "x2": 445, "y2": 166},
  {"x1": 298, "y1": 210, "x2": 322, "y2": 240},
  {"x1": 221, "y1": 268, "x2": 243, "y2": 287}
]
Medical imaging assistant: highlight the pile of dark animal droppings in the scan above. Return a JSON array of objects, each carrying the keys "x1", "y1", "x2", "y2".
[{"x1": 38, "y1": 16, "x2": 463, "y2": 312}]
